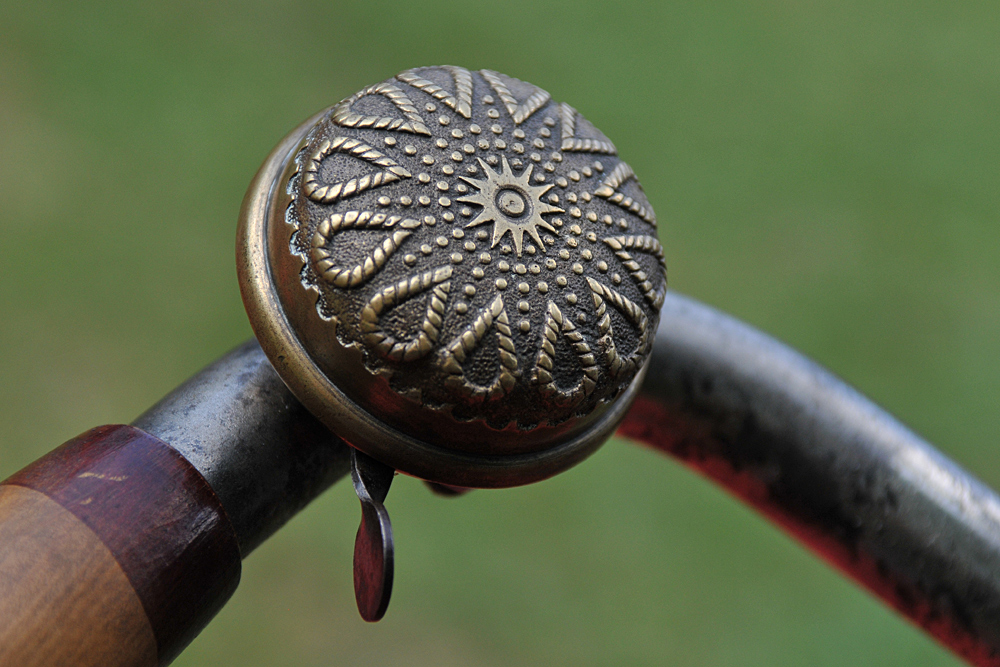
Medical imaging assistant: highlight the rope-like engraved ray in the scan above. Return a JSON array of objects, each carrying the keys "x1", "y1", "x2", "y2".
[
  {"x1": 480, "y1": 69, "x2": 550, "y2": 125},
  {"x1": 558, "y1": 103, "x2": 617, "y2": 154},
  {"x1": 304, "y1": 137, "x2": 411, "y2": 204},
  {"x1": 396, "y1": 66, "x2": 473, "y2": 119},
  {"x1": 531, "y1": 302, "x2": 600, "y2": 407},
  {"x1": 440, "y1": 295, "x2": 518, "y2": 401},
  {"x1": 594, "y1": 162, "x2": 656, "y2": 225},
  {"x1": 602, "y1": 235, "x2": 667, "y2": 308},
  {"x1": 310, "y1": 212, "x2": 420, "y2": 288},
  {"x1": 586, "y1": 277, "x2": 651, "y2": 379},
  {"x1": 359, "y1": 266, "x2": 453, "y2": 362},
  {"x1": 332, "y1": 81, "x2": 431, "y2": 135}
]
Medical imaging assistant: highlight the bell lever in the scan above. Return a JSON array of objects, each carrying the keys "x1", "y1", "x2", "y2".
[{"x1": 350, "y1": 448, "x2": 395, "y2": 622}]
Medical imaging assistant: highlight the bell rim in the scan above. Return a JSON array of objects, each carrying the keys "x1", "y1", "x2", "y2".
[{"x1": 237, "y1": 108, "x2": 646, "y2": 488}]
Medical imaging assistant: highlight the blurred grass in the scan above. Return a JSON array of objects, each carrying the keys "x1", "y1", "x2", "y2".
[{"x1": 1, "y1": 1, "x2": 999, "y2": 665}]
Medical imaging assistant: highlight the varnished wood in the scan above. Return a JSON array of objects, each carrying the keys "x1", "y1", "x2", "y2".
[
  {"x1": 0, "y1": 485, "x2": 158, "y2": 667},
  {"x1": 1, "y1": 425, "x2": 242, "y2": 665}
]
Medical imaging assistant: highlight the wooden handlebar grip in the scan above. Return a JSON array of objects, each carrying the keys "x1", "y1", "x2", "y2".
[{"x1": 0, "y1": 425, "x2": 241, "y2": 667}]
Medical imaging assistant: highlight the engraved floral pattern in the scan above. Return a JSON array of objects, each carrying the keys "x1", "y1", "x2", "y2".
[{"x1": 288, "y1": 67, "x2": 666, "y2": 428}]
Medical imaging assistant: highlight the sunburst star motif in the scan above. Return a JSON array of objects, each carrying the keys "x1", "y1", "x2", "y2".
[
  {"x1": 457, "y1": 157, "x2": 564, "y2": 256},
  {"x1": 285, "y1": 66, "x2": 667, "y2": 431}
]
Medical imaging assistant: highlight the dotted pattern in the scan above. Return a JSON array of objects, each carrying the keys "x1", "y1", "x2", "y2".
[{"x1": 287, "y1": 67, "x2": 666, "y2": 429}]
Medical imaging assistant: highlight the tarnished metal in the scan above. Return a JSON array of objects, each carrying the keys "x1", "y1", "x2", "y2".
[
  {"x1": 132, "y1": 341, "x2": 351, "y2": 555},
  {"x1": 238, "y1": 67, "x2": 665, "y2": 488},
  {"x1": 620, "y1": 292, "x2": 1000, "y2": 667},
  {"x1": 129, "y1": 298, "x2": 1000, "y2": 663}
]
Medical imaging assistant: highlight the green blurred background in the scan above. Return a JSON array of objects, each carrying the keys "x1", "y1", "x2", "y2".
[{"x1": 2, "y1": 1, "x2": 998, "y2": 665}]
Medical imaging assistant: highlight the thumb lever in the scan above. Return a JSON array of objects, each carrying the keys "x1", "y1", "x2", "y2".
[{"x1": 350, "y1": 448, "x2": 395, "y2": 622}]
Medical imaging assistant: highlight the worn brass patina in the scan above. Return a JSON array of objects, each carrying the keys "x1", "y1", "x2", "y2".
[{"x1": 239, "y1": 67, "x2": 665, "y2": 487}]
